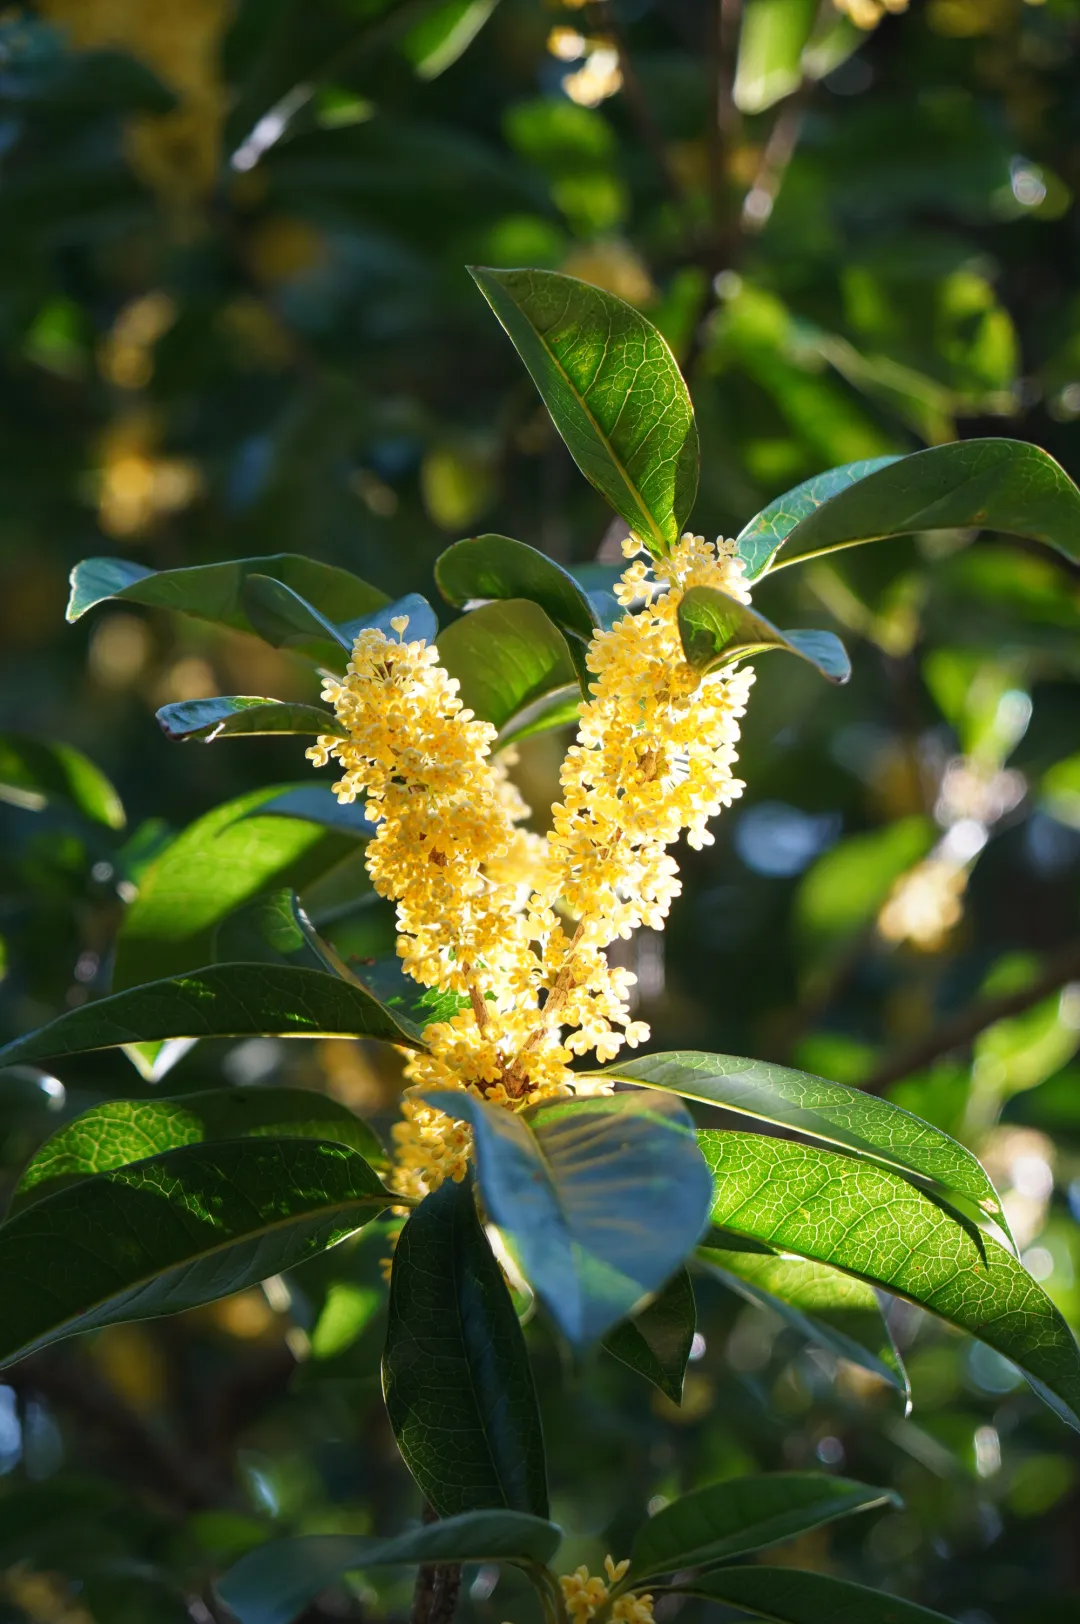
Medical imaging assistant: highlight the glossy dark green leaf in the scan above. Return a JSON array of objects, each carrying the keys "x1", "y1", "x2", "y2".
[
  {"x1": 212, "y1": 889, "x2": 335, "y2": 971},
  {"x1": 592, "y1": 1050, "x2": 1007, "y2": 1234},
  {"x1": 0, "y1": 1138, "x2": 393, "y2": 1365},
  {"x1": 249, "y1": 785, "x2": 377, "y2": 839},
  {"x1": 0, "y1": 732, "x2": 125, "y2": 828},
  {"x1": 742, "y1": 440, "x2": 1080, "y2": 580},
  {"x1": 67, "y1": 554, "x2": 387, "y2": 632},
  {"x1": 437, "y1": 599, "x2": 583, "y2": 737},
  {"x1": 242, "y1": 580, "x2": 438, "y2": 668},
  {"x1": 734, "y1": 0, "x2": 817, "y2": 114},
  {"x1": 676, "y1": 586, "x2": 851, "y2": 684},
  {"x1": 495, "y1": 685, "x2": 583, "y2": 749},
  {"x1": 736, "y1": 457, "x2": 900, "y2": 581},
  {"x1": 624, "y1": 1473, "x2": 896, "y2": 1584},
  {"x1": 470, "y1": 267, "x2": 698, "y2": 556},
  {"x1": 218, "y1": 1510, "x2": 561, "y2": 1624},
  {"x1": 383, "y1": 1175, "x2": 549, "y2": 1517},
  {"x1": 0, "y1": 963, "x2": 425, "y2": 1068},
  {"x1": 421, "y1": 1090, "x2": 713, "y2": 1346},
  {"x1": 349, "y1": 954, "x2": 468, "y2": 1030},
  {"x1": 700, "y1": 1131, "x2": 1080, "y2": 1431},
  {"x1": 671, "y1": 1566, "x2": 956, "y2": 1623},
  {"x1": 698, "y1": 1245, "x2": 907, "y2": 1398},
  {"x1": 113, "y1": 786, "x2": 354, "y2": 988},
  {"x1": 156, "y1": 697, "x2": 342, "y2": 743},
  {"x1": 11, "y1": 1085, "x2": 386, "y2": 1213},
  {"x1": 436, "y1": 533, "x2": 600, "y2": 643},
  {"x1": 603, "y1": 1267, "x2": 696, "y2": 1403},
  {"x1": 242, "y1": 574, "x2": 353, "y2": 657}
]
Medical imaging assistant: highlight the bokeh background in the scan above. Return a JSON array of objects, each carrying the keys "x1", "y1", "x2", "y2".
[{"x1": 1, "y1": 0, "x2": 1080, "y2": 1619}]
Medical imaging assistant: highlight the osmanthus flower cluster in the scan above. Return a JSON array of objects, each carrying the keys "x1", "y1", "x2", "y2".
[
  {"x1": 556, "y1": 1557, "x2": 654, "y2": 1624},
  {"x1": 308, "y1": 537, "x2": 754, "y2": 1201}
]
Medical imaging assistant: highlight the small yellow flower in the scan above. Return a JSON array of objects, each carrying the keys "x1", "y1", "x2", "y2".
[{"x1": 557, "y1": 1557, "x2": 654, "y2": 1624}]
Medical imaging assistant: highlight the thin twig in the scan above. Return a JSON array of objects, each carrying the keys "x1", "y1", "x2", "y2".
[
  {"x1": 861, "y1": 939, "x2": 1080, "y2": 1095},
  {"x1": 590, "y1": 1, "x2": 684, "y2": 203},
  {"x1": 740, "y1": 84, "x2": 809, "y2": 233}
]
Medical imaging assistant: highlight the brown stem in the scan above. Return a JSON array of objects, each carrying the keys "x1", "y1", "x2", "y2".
[
  {"x1": 861, "y1": 939, "x2": 1080, "y2": 1095},
  {"x1": 411, "y1": 1507, "x2": 461, "y2": 1624}
]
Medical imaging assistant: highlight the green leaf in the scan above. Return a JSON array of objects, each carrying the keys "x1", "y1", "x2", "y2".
[
  {"x1": 403, "y1": 0, "x2": 500, "y2": 80},
  {"x1": 676, "y1": 587, "x2": 851, "y2": 684},
  {"x1": 495, "y1": 685, "x2": 584, "y2": 750},
  {"x1": 671, "y1": 1566, "x2": 957, "y2": 1623},
  {"x1": 242, "y1": 580, "x2": 439, "y2": 669},
  {"x1": 249, "y1": 785, "x2": 377, "y2": 839},
  {"x1": 436, "y1": 599, "x2": 582, "y2": 737},
  {"x1": 603, "y1": 1267, "x2": 696, "y2": 1404},
  {"x1": 698, "y1": 1246, "x2": 907, "y2": 1398},
  {"x1": 156, "y1": 697, "x2": 342, "y2": 743},
  {"x1": 734, "y1": 0, "x2": 818, "y2": 114},
  {"x1": 348, "y1": 954, "x2": 469, "y2": 1030},
  {"x1": 218, "y1": 1509, "x2": 561, "y2": 1624},
  {"x1": 436, "y1": 533, "x2": 600, "y2": 644},
  {"x1": 11, "y1": 1085, "x2": 387, "y2": 1213},
  {"x1": 700, "y1": 1131, "x2": 1080, "y2": 1431},
  {"x1": 624, "y1": 1472, "x2": 896, "y2": 1584},
  {"x1": 592, "y1": 1050, "x2": 1008, "y2": 1235},
  {"x1": 735, "y1": 458, "x2": 901, "y2": 582},
  {"x1": 113, "y1": 786, "x2": 355, "y2": 989},
  {"x1": 421, "y1": 1090, "x2": 714, "y2": 1346},
  {"x1": 0, "y1": 1138, "x2": 392, "y2": 1365},
  {"x1": 0, "y1": 963, "x2": 425, "y2": 1068},
  {"x1": 383, "y1": 1175, "x2": 549, "y2": 1517},
  {"x1": 67, "y1": 554, "x2": 388, "y2": 633},
  {"x1": 470, "y1": 267, "x2": 698, "y2": 555},
  {"x1": 212, "y1": 889, "x2": 335, "y2": 971},
  {"x1": 0, "y1": 732, "x2": 125, "y2": 829},
  {"x1": 741, "y1": 440, "x2": 1080, "y2": 580}
]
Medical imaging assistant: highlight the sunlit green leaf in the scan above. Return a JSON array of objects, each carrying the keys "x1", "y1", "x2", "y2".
[
  {"x1": 212, "y1": 888, "x2": 335, "y2": 971},
  {"x1": 219, "y1": 1509, "x2": 561, "y2": 1624},
  {"x1": 0, "y1": 1138, "x2": 393, "y2": 1365},
  {"x1": 734, "y1": 0, "x2": 817, "y2": 115},
  {"x1": 11, "y1": 1085, "x2": 386, "y2": 1213},
  {"x1": 67, "y1": 554, "x2": 387, "y2": 632},
  {"x1": 422, "y1": 1090, "x2": 713, "y2": 1346},
  {"x1": 741, "y1": 439, "x2": 1080, "y2": 579},
  {"x1": 0, "y1": 963, "x2": 425, "y2": 1067},
  {"x1": 593, "y1": 1050, "x2": 1008, "y2": 1234},
  {"x1": 113, "y1": 787, "x2": 354, "y2": 988},
  {"x1": 470, "y1": 267, "x2": 697, "y2": 555},
  {"x1": 0, "y1": 732, "x2": 125, "y2": 829},
  {"x1": 700, "y1": 1131, "x2": 1080, "y2": 1431},
  {"x1": 624, "y1": 1472, "x2": 896, "y2": 1584},
  {"x1": 436, "y1": 533, "x2": 600, "y2": 644},
  {"x1": 676, "y1": 586, "x2": 851, "y2": 684},
  {"x1": 249, "y1": 785, "x2": 377, "y2": 839},
  {"x1": 603, "y1": 1267, "x2": 696, "y2": 1404},
  {"x1": 156, "y1": 697, "x2": 341, "y2": 743},
  {"x1": 437, "y1": 598, "x2": 583, "y2": 737},
  {"x1": 698, "y1": 1244, "x2": 907, "y2": 1398},
  {"x1": 383, "y1": 1175, "x2": 549, "y2": 1516},
  {"x1": 403, "y1": 0, "x2": 500, "y2": 80},
  {"x1": 735, "y1": 457, "x2": 901, "y2": 581}
]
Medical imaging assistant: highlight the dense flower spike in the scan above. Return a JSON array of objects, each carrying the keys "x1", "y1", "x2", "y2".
[{"x1": 310, "y1": 537, "x2": 756, "y2": 1199}]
